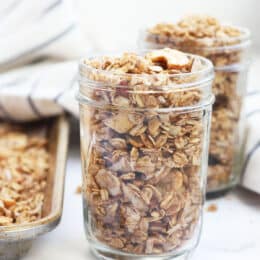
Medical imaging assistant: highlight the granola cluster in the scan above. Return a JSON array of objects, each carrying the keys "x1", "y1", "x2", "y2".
[
  {"x1": 0, "y1": 123, "x2": 49, "y2": 226},
  {"x1": 146, "y1": 15, "x2": 249, "y2": 192},
  {"x1": 79, "y1": 49, "x2": 212, "y2": 254},
  {"x1": 147, "y1": 15, "x2": 246, "y2": 67}
]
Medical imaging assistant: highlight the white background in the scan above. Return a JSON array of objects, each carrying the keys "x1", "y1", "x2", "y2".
[{"x1": 74, "y1": 0, "x2": 260, "y2": 52}]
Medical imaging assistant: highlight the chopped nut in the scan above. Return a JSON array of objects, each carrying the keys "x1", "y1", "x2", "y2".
[
  {"x1": 147, "y1": 49, "x2": 192, "y2": 71},
  {"x1": 3, "y1": 198, "x2": 16, "y2": 208}
]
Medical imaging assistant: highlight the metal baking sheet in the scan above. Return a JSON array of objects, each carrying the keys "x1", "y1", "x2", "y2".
[{"x1": 0, "y1": 115, "x2": 69, "y2": 260}]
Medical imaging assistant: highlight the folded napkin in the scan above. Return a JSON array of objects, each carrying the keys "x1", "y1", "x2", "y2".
[{"x1": 0, "y1": 0, "x2": 259, "y2": 194}]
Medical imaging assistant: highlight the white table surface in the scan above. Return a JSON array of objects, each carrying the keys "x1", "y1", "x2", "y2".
[{"x1": 21, "y1": 122, "x2": 260, "y2": 260}]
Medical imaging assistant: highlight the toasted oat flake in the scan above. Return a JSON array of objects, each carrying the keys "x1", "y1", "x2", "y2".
[
  {"x1": 75, "y1": 186, "x2": 82, "y2": 194},
  {"x1": 148, "y1": 15, "x2": 242, "y2": 48},
  {"x1": 206, "y1": 203, "x2": 218, "y2": 212},
  {"x1": 84, "y1": 48, "x2": 195, "y2": 76}
]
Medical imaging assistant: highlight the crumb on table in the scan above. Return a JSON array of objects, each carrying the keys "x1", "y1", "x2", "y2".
[{"x1": 207, "y1": 203, "x2": 218, "y2": 212}]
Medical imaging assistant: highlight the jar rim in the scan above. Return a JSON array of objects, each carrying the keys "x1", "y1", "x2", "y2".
[
  {"x1": 79, "y1": 51, "x2": 214, "y2": 90},
  {"x1": 214, "y1": 60, "x2": 251, "y2": 72},
  {"x1": 144, "y1": 26, "x2": 251, "y2": 52}
]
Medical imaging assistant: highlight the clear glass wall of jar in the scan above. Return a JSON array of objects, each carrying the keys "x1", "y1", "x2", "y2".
[
  {"x1": 77, "y1": 50, "x2": 214, "y2": 259},
  {"x1": 141, "y1": 18, "x2": 251, "y2": 196}
]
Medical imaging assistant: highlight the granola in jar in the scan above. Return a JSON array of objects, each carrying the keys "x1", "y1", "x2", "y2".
[
  {"x1": 143, "y1": 15, "x2": 251, "y2": 194},
  {"x1": 78, "y1": 49, "x2": 214, "y2": 259},
  {"x1": 0, "y1": 123, "x2": 49, "y2": 226}
]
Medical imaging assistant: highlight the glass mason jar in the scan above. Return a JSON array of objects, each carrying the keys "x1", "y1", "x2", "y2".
[
  {"x1": 77, "y1": 51, "x2": 214, "y2": 260},
  {"x1": 140, "y1": 25, "x2": 251, "y2": 196}
]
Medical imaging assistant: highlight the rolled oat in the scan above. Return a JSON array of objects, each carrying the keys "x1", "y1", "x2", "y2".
[{"x1": 0, "y1": 123, "x2": 49, "y2": 226}]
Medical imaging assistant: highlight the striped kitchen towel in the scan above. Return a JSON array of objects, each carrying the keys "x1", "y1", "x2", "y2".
[
  {"x1": 0, "y1": 0, "x2": 88, "y2": 121},
  {"x1": 0, "y1": 60, "x2": 79, "y2": 121}
]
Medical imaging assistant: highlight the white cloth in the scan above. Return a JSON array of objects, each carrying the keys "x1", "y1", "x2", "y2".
[
  {"x1": 0, "y1": 0, "x2": 87, "y2": 121},
  {"x1": 0, "y1": 0, "x2": 259, "y2": 194},
  {"x1": 0, "y1": 61, "x2": 78, "y2": 121}
]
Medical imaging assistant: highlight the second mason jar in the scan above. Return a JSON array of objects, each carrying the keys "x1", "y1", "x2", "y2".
[
  {"x1": 77, "y1": 49, "x2": 214, "y2": 259},
  {"x1": 141, "y1": 15, "x2": 251, "y2": 196}
]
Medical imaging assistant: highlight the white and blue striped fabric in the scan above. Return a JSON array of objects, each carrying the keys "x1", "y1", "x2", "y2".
[
  {"x1": 0, "y1": 0, "x2": 88, "y2": 121},
  {"x1": 0, "y1": 0, "x2": 259, "y2": 194},
  {"x1": 240, "y1": 88, "x2": 260, "y2": 194}
]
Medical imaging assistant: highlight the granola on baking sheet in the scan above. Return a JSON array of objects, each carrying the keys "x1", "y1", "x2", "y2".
[
  {"x1": 0, "y1": 123, "x2": 49, "y2": 226},
  {"x1": 79, "y1": 49, "x2": 213, "y2": 254},
  {"x1": 145, "y1": 15, "x2": 250, "y2": 192}
]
